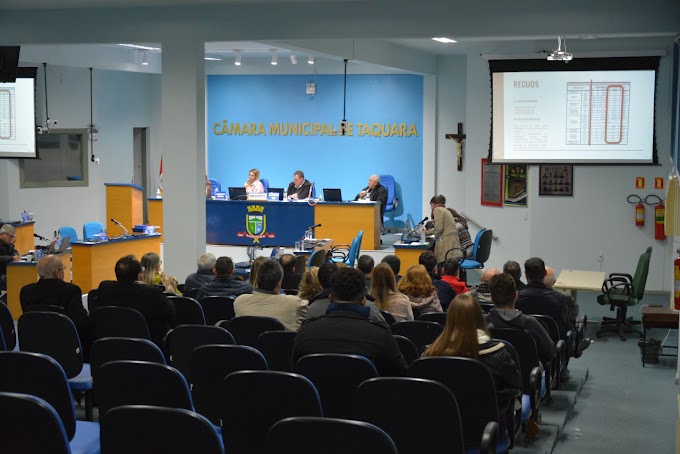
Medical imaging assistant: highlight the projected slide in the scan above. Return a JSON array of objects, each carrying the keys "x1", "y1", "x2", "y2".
[
  {"x1": 0, "y1": 78, "x2": 36, "y2": 158},
  {"x1": 492, "y1": 70, "x2": 655, "y2": 164},
  {"x1": 0, "y1": 87, "x2": 17, "y2": 140}
]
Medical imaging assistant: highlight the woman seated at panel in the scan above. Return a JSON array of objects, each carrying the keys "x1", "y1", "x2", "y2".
[
  {"x1": 397, "y1": 264, "x2": 443, "y2": 318},
  {"x1": 141, "y1": 252, "x2": 182, "y2": 295},
  {"x1": 244, "y1": 168, "x2": 265, "y2": 193},
  {"x1": 369, "y1": 263, "x2": 413, "y2": 322}
]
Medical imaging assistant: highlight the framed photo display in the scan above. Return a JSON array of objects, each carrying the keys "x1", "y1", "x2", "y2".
[
  {"x1": 539, "y1": 165, "x2": 573, "y2": 196},
  {"x1": 481, "y1": 158, "x2": 503, "y2": 207},
  {"x1": 504, "y1": 164, "x2": 527, "y2": 207}
]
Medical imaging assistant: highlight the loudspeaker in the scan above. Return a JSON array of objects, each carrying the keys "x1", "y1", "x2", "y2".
[{"x1": 0, "y1": 46, "x2": 20, "y2": 83}]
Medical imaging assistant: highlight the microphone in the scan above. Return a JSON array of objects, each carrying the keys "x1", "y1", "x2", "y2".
[
  {"x1": 307, "y1": 224, "x2": 322, "y2": 230},
  {"x1": 110, "y1": 218, "x2": 129, "y2": 237},
  {"x1": 308, "y1": 181, "x2": 314, "y2": 199},
  {"x1": 417, "y1": 217, "x2": 429, "y2": 225},
  {"x1": 33, "y1": 233, "x2": 49, "y2": 241}
]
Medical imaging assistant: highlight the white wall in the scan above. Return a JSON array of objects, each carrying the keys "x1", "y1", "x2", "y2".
[{"x1": 435, "y1": 45, "x2": 674, "y2": 291}]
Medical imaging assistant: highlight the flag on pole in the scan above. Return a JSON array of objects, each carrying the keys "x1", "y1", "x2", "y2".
[{"x1": 159, "y1": 156, "x2": 163, "y2": 192}]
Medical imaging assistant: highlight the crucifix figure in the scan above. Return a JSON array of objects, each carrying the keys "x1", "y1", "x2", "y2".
[{"x1": 445, "y1": 122, "x2": 466, "y2": 171}]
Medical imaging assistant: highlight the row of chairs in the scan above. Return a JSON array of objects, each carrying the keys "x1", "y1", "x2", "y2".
[{"x1": 57, "y1": 222, "x2": 105, "y2": 242}]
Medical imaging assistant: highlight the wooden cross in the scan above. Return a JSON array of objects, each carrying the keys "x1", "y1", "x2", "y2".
[{"x1": 445, "y1": 122, "x2": 466, "y2": 171}]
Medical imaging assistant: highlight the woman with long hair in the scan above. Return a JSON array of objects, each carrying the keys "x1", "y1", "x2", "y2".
[
  {"x1": 249, "y1": 256, "x2": 269, "y2": 287},
  {"x1": 141, "y1": 252, "x2": 182, "y2": 295},
  {"x1": 424, "y1": 294, "x2": 521, "y2": 409},
  {"x1": 297, "y1": 266, "x2": 322, "y2": 301},
  {"x1": 244, "y1": 168, "x2": 265, "y2": 193},
  {"x1": 397, "y1": 264, "x2": 443, "y2": 316},
  {"x1": 369, "y1": 263, "x2": 413, "y2": 322}
]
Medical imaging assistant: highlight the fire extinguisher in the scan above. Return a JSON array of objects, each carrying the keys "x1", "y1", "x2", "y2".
[
  {"x1": 628, "y1": 195, "x2": 645, "y2": 226},
  {"x1": 645, "y1": 195, "x2": 666, "y2": 240},
  {"x1": 674, "y1": 252, "x2": 680, "y2": 310}
]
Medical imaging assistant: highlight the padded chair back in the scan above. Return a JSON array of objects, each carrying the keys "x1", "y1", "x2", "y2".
[
  {"x1": 222, "y1": 316, "x2": 286, "y2": 347},
  {"x1": 353, "y1": 377, "x2": 465, "y2": 454},
  {"x1": 18, "y1": 311, "x2": 84, "y2": 378},
  {"x1": 166, "y1": 324, "x2": 235, "y2": 381},
  {"x1": 200, "y1": 296, "x2": 236, "y2": 325},
  {"x1": 23, "y1": 304, "x2": 67, "y2": 314},
  {"x1": 489, "y1": 328, "x2": 541, "y2": 395},
  {"x1": 93, "y1": 306, "x2": 151, "y2": 340},
  {"x1": 390, "y1": 320, "x2": 443, "y2": 355},
  {"x1": 0, "y1": 392, "x2": 71, "y2": 454},
  {"x1": 307, "y1": 249, "x2": 328, "y2": 268},
  {"x1": 0, "y1": 301, "x2": 16, "y2": 350},
  {"x1": 295, "y1": 353, "x2": 378, "y2": 419},
  {"x1": 260, "y1": 178, "x2": 270, "y2": 194},
  {"x1": 408, "y1": 357, "x2": 499, "y2": 450},
  {"x1": 0, "y1": 352, "x2": 78, "y2": 441},
  {"x1": 465, "y1": 229, "x2": 494, "y2": 269},
  {"x1": 633, "y1": 246, "x2": 652, "y2": 300},
  {"x1": 58, "y1": 226, "x2": 79, "y2": 242},
  {"x1": 393, "y1": 335, "x2": 419, "y2": 365},
  {"x1": 266, "y1": 416, "x2": 398, "y2": 454},
  {"x1": 82, "y1": 221, "x2": 104, "y2": 241},
  {"x1": 418, "y1": 312, "x2": 447, "y2": 326},
  {"x1": 209, "y1": 178, "x2": 221, "y2": 197},
  {"x1": 87, "y1": 289, "x2": 99, "y2": 313},
  {"x1": 354, "y1": 230, "x2": 364, "y2": 265},
  {"x1": 295, "y1": 255, "x2": 307, "y2": 273},
  {"x1": 184, "y1": 287, "x2": 200, "y2": 299},
  {"x1": 101, "y1": 405, "x2": 224, "y2": 454},
  {"x1": 378, "y1": 175, "x2": 397, "y2": 212},
  {"x1": 168, "y1": 296, "x2": 206, "y2": 325},
  {"x1": 191, "y1": 344, "x2": 268, "y2": 425},
  {"x1": 96, "y1": 360, "x2": 194, "y2": 417},
  {"x1": 380, "y1": 310, "x2": 396, "y2": 325},
  {"x1": 90, "y1": 337, "x2": 165, "y2": 384},
  {"x1": 479, "y1": 302, "x2": 494, "y2": 313},
  {"x1": 258, "y1": 330, "x2": 297, "y2": 372},
  {"x1": 222, "y1": 370, "x2": 322, "y2": 454},
  {"x1": 310, "y1": 182, "x2": 316, "y2": 199}
]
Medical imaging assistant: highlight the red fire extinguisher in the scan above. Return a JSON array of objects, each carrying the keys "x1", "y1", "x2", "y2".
[
  {"x1": 654, "y1": 201, "x2": 665, "y2": 240},
  {"x1": 628, "y1": 195, "x2": 645, "y2": 226},
  {"x1": 674, "y1": 253, "x2": 680, "y2": 310}
]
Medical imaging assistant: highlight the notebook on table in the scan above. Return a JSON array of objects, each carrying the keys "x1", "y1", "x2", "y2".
[{"x1": 323, "y1": 188, "x2": 343, "y2": 202}]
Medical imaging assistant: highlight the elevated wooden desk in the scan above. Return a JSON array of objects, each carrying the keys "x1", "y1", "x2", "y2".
[
  {"x1": 71, "y1": 234, "x2": 161, "y2": 292},
  {"x1": 5, "y1": 252, "x2": 71, "y2": 319},
  {"x1": 147, "y1": 198, "x2": 163, "y2": 232},
  {"x1": 314, "y1": 202, "x2": 380, "y2": 250},
  {"x1": 394, "y1": 241, "x2": 432, "y2": 271},
  {"x1": 106, "y1": 183, "x2": 144, "y2": 234},
  {"x1": 12, "y1": 221, "x2": 35, "y2": 255}
]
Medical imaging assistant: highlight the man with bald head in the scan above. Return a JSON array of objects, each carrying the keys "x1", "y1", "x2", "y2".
[
  {"x1": 471, "y1": 267, "x2": 501, "y2": 304},
  {"x1": 355, "y1": 174, "x2": 389, "y2": 220},
  {"x1": 545, "y1": 266, "x2": 579, "y2": 321},
  {"x1": 20, "y1": 254, "x2": 92, "y2": 357}
]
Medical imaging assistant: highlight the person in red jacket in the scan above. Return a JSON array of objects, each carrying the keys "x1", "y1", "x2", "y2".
[{"x1": 440, "y1": 258, "x2": 470, "y2": 296}]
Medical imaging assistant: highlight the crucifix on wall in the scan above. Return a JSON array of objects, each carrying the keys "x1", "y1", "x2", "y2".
[{"x1": 445, "y1": 122, "x2": 466, "y2": 171}]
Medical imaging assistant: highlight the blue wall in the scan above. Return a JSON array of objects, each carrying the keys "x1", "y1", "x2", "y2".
[{"x1": 206, "y1": 74, "x2": 423, "y2": 224}]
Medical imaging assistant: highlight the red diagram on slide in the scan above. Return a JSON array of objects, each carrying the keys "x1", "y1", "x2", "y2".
[
  {"x1": 0, "y1": 88, "x2": 16, "y2": 140},
  {"x1": 565, "y1": 81, "x2": 630, "y2": 146}
]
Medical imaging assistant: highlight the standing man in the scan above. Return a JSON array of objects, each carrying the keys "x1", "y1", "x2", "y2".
[
  {"x1": 0, "y1": 224, "x2": 21, "y2": 290},
  {"x1": 355, "y1": 175, "x2": 388, "y2": 219},
  {"x1": 287, "y1": 170, "x2": 312, "y2": 200}
]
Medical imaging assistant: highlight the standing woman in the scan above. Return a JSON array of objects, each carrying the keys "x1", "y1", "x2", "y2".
[
  {"x1": 397, "y1": 264, "x2": 443, "y2": 316},
  {"x1": 449, "y1": 208, "x2": 473, "y2": 258},
  {"x1": 426, "y1": 195, "x2": 461, "y2": 264},
  {"x1": 370, "y1": 263, "x2": 413, "y2": 322},
  {"x1": 244, "y1": 168, "x2": 265, "y2": 193}
]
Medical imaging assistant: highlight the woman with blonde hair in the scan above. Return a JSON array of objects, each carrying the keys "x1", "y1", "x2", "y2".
[
  {"x1": 397, "y1": 264, "x2": 443, "y2": 316},
  {"x1": 369, "y1": 263, "x2": 413, "y2": 322},
  {"x1": 244, "y1": 168, "x2": 265, "y2": 193},
  {"x1": 249, "y1": 256, "x2": 269, "y2": 287},
  {"x1": 297, "y1": 266, "x2": 322, "y2": 301},
  {"x1": 141, "y1": 252, "x2": 182, "y2": 295},
  {"x1": 424, "y1": 294, "x2": 521, "y2": 410}
]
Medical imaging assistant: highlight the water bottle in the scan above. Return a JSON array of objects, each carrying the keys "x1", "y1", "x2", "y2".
[
  {"x1": 156, "y1": 188, "x2": 162, "y2": 198},
  {"x1": 21, "y1": 210, "x2": 29, "y2": 222},
  {"x1": 419, "y1": 225, "x2": 426, "y2": 243}
]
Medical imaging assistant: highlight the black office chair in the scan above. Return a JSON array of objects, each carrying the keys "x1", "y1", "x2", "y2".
[
  {"x1": 90, "y1": 337, "x2": 166, "y2": 386},
  {"x1": 184, "y1": 287, "x2": 200, "y2": 300},
  {"x1": 23, "y1": 304, "x2": 66, "y2": 314},
  {"x1": 93, "y1": 306, "x2": 151, "y2": 340},
  {"x1": 165, "y1": 324, "x2": 235, "y2": 382},
  {"x1": 221, "y1": 370, "x2": 322, "y2": 454},
  {"x1": 191, "y1": 344, "x2": 268, "y2": 425},
  {"x1": 531, "y1": 315, "x2": 566, "y2": 389},
  {"x1": 221, "y1": 316, "x2": 286, "y2": 347},
  {"x1": 168, "y1": 296, "x2": 206, "y2": 325},
  {"x1": 393, "y1": 335, "x2": 419, "y2": 365},
  {"x1": 390, "y1": 320, "x2": 443, "y2": 355},
  {"x1": 380, "y1": 310, "x2": 396, "y2": 325},
  {"x1": 265, "y1": 417, "x2": 398, "y2": 454},
  {"x1": 353, "y1": 377, "x2": 469, "y2": 454},
  {"x1": 295, "y1": 353, "x2": 378, "y2": 419},
  {"x1": 0, "y1": 301, "x2": 16, "y2": 350},
  {"x1": 257, "y1": 330, "x2": 298, "y2": 372},
  {"x1": 100, "y1": 405, "x2": 224, "y2": 454},
  {"x1": 0, "y1": 392, "x2": 72, "y2": 454},
  {"x1": 418, "y1": 311, "x2": 447, "y2": 326},
  {"x1": 200, "y1": 296, "x2": 235, "y2": 325}
]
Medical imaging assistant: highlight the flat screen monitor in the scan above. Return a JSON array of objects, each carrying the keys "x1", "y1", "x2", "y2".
[
  {"x1": 323, "y1": 188, "x2": 343, "y2": 202},
  {"x1": 228, "y1": 187, "x2": 247, "y2": 200}
]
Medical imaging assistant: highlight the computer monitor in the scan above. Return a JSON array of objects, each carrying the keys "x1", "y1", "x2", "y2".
[
  {"x1": 268, "y1": 187, "x2": 285, "y2": 201},
  {"x1": 228, "y1": 187, "x2": 247, "y2": 200},
  {"x1": 323, "y1": 188, "x2": 343, "y2": 202}
]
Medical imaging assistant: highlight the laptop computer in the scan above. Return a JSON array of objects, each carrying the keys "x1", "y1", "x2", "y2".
[
  {"x1": 323, "y1": 188, "x2": 343, "y2": 202},
  {"x1": 47, "y1": 235, "x2": 71, "y2": 254},
  {"x1": 228, "y1": 187, "x2": 247, "y2": 200}
]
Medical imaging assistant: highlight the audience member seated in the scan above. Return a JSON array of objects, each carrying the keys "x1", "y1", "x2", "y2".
[
  {"x1": 97, "y1": 255, "x2": 176, "y2": 348},
  {"x1": 484, "y1": 273, "x2": 555, "y2": 367},
  {"x1": 306, "y1": 262, "x2": 385, "y2": 322},
  {"x1": 20, "y1": 254, "x2": 93, "y2": 358},
  {"x1": 470, "y1": 268, "x2": 501, "y2": 304},
  {"x1": 196, "y1": 256, "x2": 252, "y2": 301},
  {"x1": 293, "y1": 267, "x2": 407, "y2": 376},
  {"x1": 440, "y1": 258, "x2": 470, "y2": 295},
  {"x1": 0, "y1": 224, "x2": 20, "y2": 290},
  {"x1": 418, "y1": 251, "x2": 455, "y2": 311},
  {"x1": 357, "y1": 255, "x2": 375, "y2": 291},
  {"x1": 279, "y1": 253, "x2": 303, "y2": 290},
  {"x1": 244, "y1": 168, "x2": 265, "y2": 193},
  {"x1": 545, "y1": 266, "x2": 579, "y2": 322},
  {"x1": 424, "y1": 293, "x2": 522, "y2": 412},
  {"x1": 369, "y1": 263, "x2": 413, "y2": 322},
  {"x1": 297, "y1": 267, "x2": 322, "y2": 301},
  {"x1": 503, "y1": 260, "x2": 526, "y2": 291},
  {"x1": 141, "y1": 252, "x2": 181, "y2": 295},
  {"x1": 517, "y1": 257, "x2": 570, "y2": 339},
  {"x1": 286, "y1": 170, "x2": 312, "y2": 200},
  {"x1": 249, "y1": 256, "x2": 269, "y2": 288},
  {"x1": 234, "y1": 260, "x2": 308, "y2": 331},
  {"x1": 397, "y1": 264, "x2": 443, "y2": 316},
  {"x1": 184, "y1": 253, "x2": 216, "y2": 292},
  {"x1": 354, "y1": 174, "x2": 389, "y2": 220},
  {"x1": 381, "y1": 255, "x2": 402, "y2": 283}
]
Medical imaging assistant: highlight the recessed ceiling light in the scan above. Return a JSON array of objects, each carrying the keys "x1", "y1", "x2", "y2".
[
  {"x1": 119, "y1": 43, "x2": 161, "y2": 51},
  {"x1": 432, "y1": 37, "x2": 457, "y2": 44},
  {"x1": 271, "y1": 50, "x2": 278, "y2": 66},
  {"x1": 204, "y1": 57, "x2": 221, "y2": 61},
  {"x1": 308, "y1": 56, "x2": 315, "y2": 65}
]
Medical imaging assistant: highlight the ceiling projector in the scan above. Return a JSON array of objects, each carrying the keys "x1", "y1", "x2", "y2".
[{"x1": 547, "y1": 36, "x2": 573, "y2": 62}]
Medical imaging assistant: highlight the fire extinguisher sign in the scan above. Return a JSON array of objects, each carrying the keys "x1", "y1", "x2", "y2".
[
  {"x1": 655, "y1": 177, "x2": 664, "y2": 190},
  {"x1": 636, "y1": 177, "x2": 645, "y2": 189}
]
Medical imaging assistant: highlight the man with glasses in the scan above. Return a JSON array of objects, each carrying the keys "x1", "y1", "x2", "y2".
[
  {"x1": 0, "y1": 224, "x2": 21, "y2": 290},
  {"x1": 20, "y1": 254, "x2": 92, "y2": 358}
]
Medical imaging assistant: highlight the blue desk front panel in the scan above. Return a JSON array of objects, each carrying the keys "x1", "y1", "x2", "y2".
[{"x1": 206, "y1": 200, "x2": 314, "y2": 246}]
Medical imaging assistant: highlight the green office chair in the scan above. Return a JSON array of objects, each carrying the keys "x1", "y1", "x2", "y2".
[{"x1": 596, "y1": 246, "x2": 652, "y2": 341}]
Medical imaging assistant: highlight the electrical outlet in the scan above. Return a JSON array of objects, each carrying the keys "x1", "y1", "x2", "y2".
[
  {"x1": 94, "y1": 158, "x2": 100, "y2": 165},
  {"x1": 597, "y1": 250, "x2": 604, "y2": 262}
]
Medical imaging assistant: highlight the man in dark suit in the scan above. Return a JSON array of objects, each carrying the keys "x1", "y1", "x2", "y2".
[
  {"x1": 0, "y1": 224, "x2": 21, "y2": 290},
  {"x1": 279, "y1": 253, "x2": 303, "y2": 290},
  {"x1": 286, "y1": 170, "x2": 312, "y2": 200},
  {"x1": 354, "y1": 174, "x2": 389, "y2": 218},
  {"x1": 97, "y1": 255, "x2": 176, "y2": 348},
  {"x1": 20, "y1": 254, "x2": 93, "y2": 358}
]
